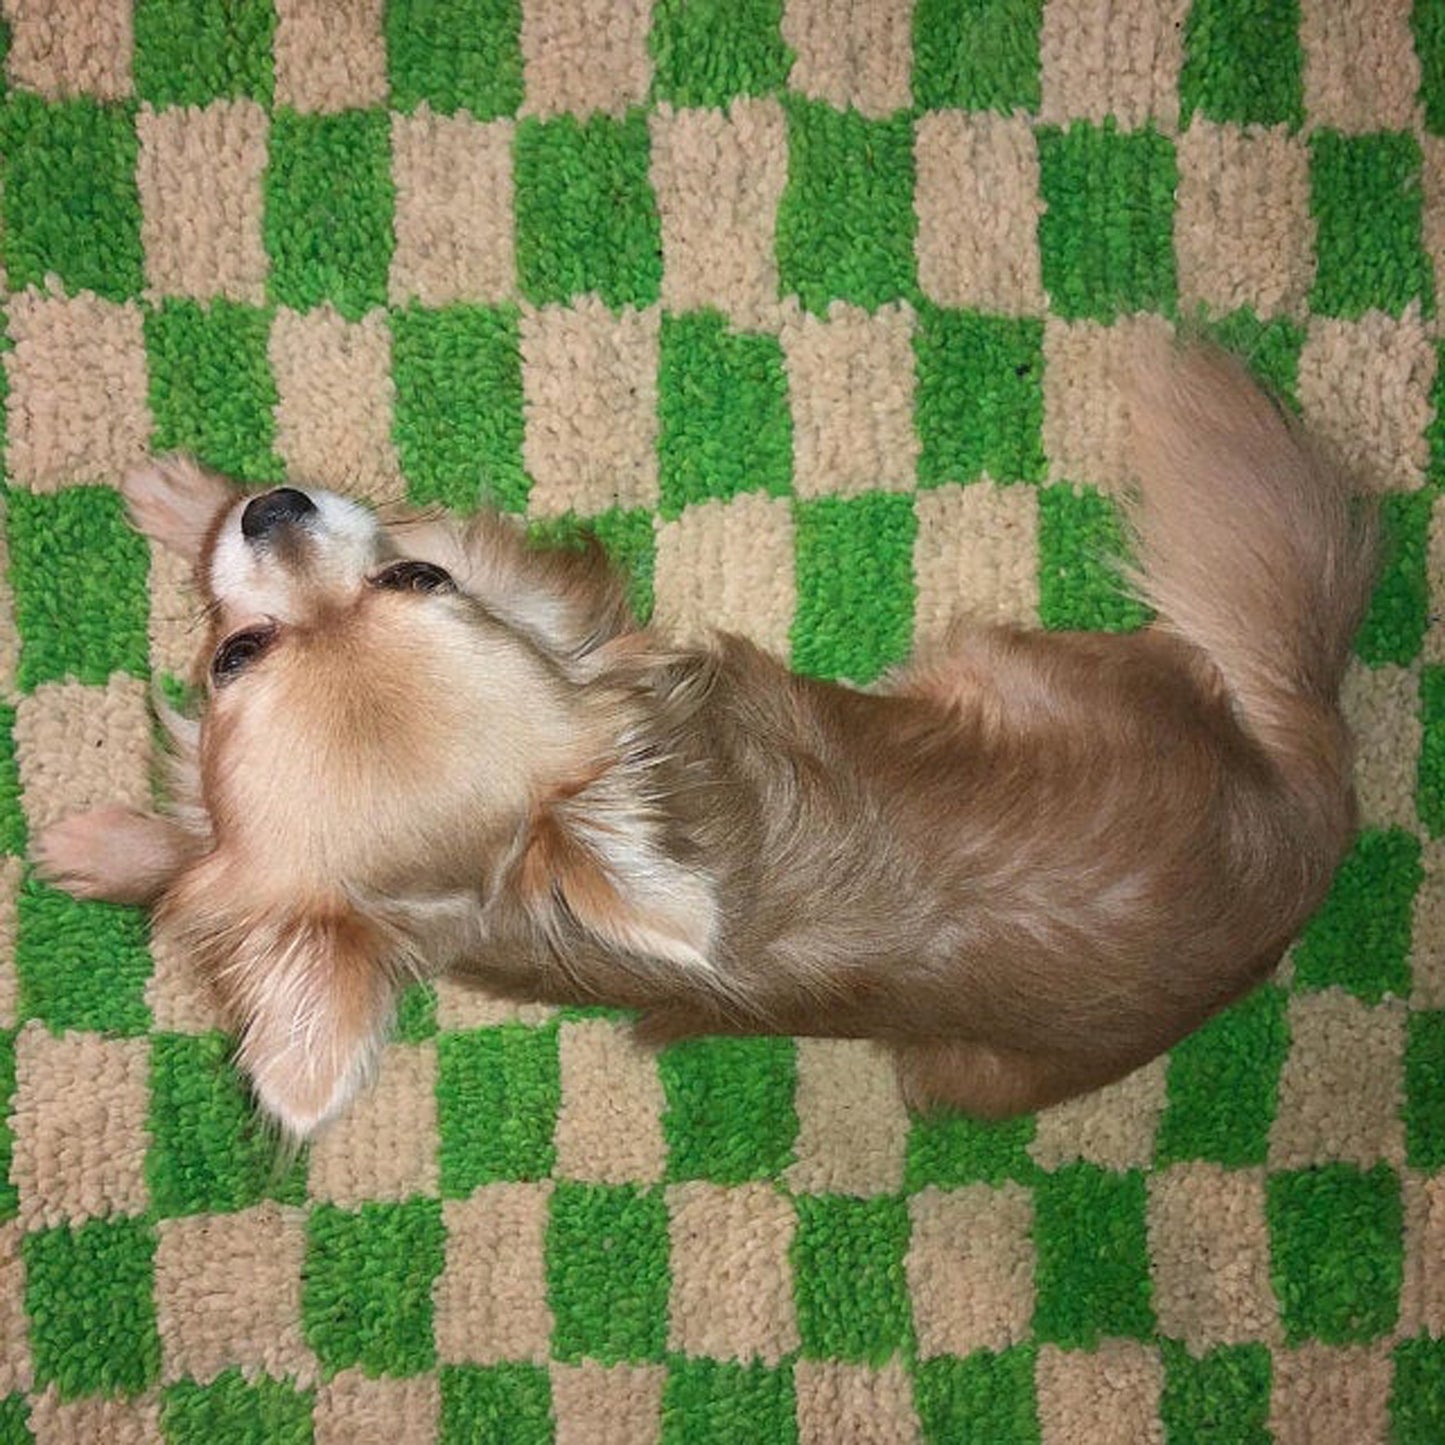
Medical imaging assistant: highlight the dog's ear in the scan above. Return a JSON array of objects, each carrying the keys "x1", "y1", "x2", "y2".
[{"x1": 162, "y1": 879, "x2": 401, "y2": 1139}]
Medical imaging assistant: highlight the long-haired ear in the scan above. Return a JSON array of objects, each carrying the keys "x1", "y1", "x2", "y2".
[{"x1": 161, "y1": 880, "x2": 402, "y2": 1139}]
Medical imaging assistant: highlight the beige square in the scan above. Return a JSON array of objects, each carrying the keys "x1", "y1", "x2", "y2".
[
  {"x1": 1301, "y1": 0, "x2": 1421, "y2": 133},
  {"x1": 522, "y1": 299, "x2": 659, "y2": 517},
  {"x1": 1413, "y1": 842, "x2": 1445, "y2": 1008},
  {"x1": 1342, "y1": 661, "x2": 1421, "y2": 831},
  {"x1": 0, "y1": 856, "x2": 25, "y2": 1031},
  {"x1": 308, "y1": 1043, "x2": 438, "y2": 1205},
  {"x1": 1401, "y1": 1170, "x2": 1445, "y2": 1338},
  {"x1": 781, "y1": 302, "x2": 917, "y2": 498},
  {"x1": 4, "y1": 289, "x2": 151, "y2": 491},
  {"x1": 1297, "y1": 311, "x2": 1435, "y2": 493},
  {"x1": 915, "y1": 111, "x2": 1045, "y2": 316},
  {"x1": 1148, "y1": 1163, "x2": 1278, "y2": 1348},
  {"x1": 787, "y1": 1039, "x2": 909, "y2": 1197},
  {"x1": 24, "y1": 1387, "x2": 161, "y2": 1445},
  {"x1": 434, "y1": 1183, "x2": 553, "y2": 1365},
  {"x1": 0, "y1": 1221, "x2": 34, "y2": 1395},
  {"x1": 145, "y1": 922, "x2": 224, "y2": 1034},
  {"x1": 1043, "y1": 315, "x2": 1173, "y2": 490},
  {"x1": 794, "y1": 1360, "x2": 921, "y2": 1445},
  {"x1": 137, "y1": 100, "x2": 269, "y2": 305},
  {"x1": 520, "y1": 0, "x2": 650, "y2": 118},
  {"x1": 1424, "y1": 137, "x2": 1445, "y2": 324},
  {"x1": 913, "y1": 481, "x2": 1040, "y2": 638},
  {"x1": 1269, "y1": 1345, "x2": 1392, "y2": 1445},
  {"x1": 390, "y1": 110, "x2": 515, "y2": 307},
  {"x1": 148, "y1": 540, "x2": 205, "y2": 681},
  {"x1": 667, "y1": 1181, "x2": 798, "y2": 1363},
  {"x1": 433, "y1": 975, "x2": 554, "y2": 1029},
  {"x1": 4, "y1": 0, "x2": 131, "y2": 100},
  {"x1": 275, "y1": 0, "x2": 386, "y2": 112},
  {"x1": 1429, "y1": 492, "x2": 1445, "y2": 666},
  {"x1": 782, "y1": 0, "x2": 912, "y2": 118},
  {"x1": 907, "y1": 1184, "x2": 1034, "y2": 1357},
  {"x1": 1036, "y1": 1342, "x2": 1164, "y2": 1445},
  {"x1": 1175, "y1": 121, "x2": 1314, "y2": 319},
  {"x1": 554, "y1": 1018, "x2": 666, "y2": 1185},
  {"x1": 314, "y1": 1371, "x2": 440, "y2": 1445},
  {"x1": 155, "y1": 1202, "x2": 314, "y2": 1385},
  {"x1": 271, "y1": 305, "x2": 403, "y2": 499},
  {"x1": 15, "y1": 675, "x2": 151, "y2": 835},
  {"x1": 1039, "y1": 0, "x2": 1187, "y2": 129},
  {"x1": 653, "y1": 491, "x2": 795, "y2": 657},
  {"x1": 11, "y1": 1023, "x2": 150, "y2": 1229},
  {"x1": 552, "y1": 1362, "x2": 664, "y2": 1445},
  {"x1": 1270, "y1": 991, "x2": 1406, "y2": 1168},
  {"x1": 651, "y1": 99, "x2": 787, "y2": 331},
  {"x1": 1030, "y1": 1056, "x2": 1166, "y2": 1172}
]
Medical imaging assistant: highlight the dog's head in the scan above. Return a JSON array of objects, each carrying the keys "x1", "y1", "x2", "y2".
[{"x1": 160, "y1": 481, "x2": 716, "y2": 1138}]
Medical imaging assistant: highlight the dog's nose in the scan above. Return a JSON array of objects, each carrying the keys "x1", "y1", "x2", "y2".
[{"x1": 241, "y1": 487, "x2": 317, "y2": 540}]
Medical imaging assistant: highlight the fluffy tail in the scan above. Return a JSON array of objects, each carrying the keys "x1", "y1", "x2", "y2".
[{"x1": 1125, "y1": 343, "x2": 1377, "y2": 786}]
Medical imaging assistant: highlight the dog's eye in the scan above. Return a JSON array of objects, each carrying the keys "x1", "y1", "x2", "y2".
[
  {"x1": 372, "y1": 560, "x2": 456, "y2": 594},
  {"x1": 211, "y1": 628, "x2": 275, "y2": 686}
]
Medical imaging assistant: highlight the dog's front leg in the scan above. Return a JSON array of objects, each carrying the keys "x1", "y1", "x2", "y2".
[
  {"x1": 122, "y1": 456, "x2": 236, "y2": 566},
  {"x1": 34, "y1": 805, "x2": 199, "y2": 905}
]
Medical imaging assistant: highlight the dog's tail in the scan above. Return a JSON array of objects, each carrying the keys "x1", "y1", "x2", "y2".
[{"x1": 1125, "y1": 343, "x2": 1377, "y2": 800}]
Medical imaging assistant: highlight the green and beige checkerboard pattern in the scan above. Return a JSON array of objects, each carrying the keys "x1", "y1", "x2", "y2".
[{"x1": 0, "y1": 0, "x2": 1443, "y2": 1440}]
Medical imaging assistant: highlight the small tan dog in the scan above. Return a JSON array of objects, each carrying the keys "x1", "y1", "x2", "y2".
[{"x1": 36, "y1": 345, "x2": 1376, "y2": 1140}]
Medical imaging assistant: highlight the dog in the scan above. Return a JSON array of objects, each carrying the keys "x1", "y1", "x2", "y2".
[{"x1": 34, "y1": 344, "x2": 1377, "y2": 1140}]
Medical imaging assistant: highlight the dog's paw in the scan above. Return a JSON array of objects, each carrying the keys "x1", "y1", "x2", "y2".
[
  {"x1": 34, "y1": 805, "x2": 187, "y2": 905},
  {"x1": 122, "y1": 456, "x2": 234, "y2": 562}
]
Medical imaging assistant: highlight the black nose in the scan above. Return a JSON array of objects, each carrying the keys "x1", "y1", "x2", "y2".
[{"x1": 241, "y1": 487, "x2": 317, "y2": 540}]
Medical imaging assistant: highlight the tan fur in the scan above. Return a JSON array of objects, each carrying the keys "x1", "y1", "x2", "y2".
[{"x1": 34, "y1": 345, "x2": 1377, "y2": 1139}]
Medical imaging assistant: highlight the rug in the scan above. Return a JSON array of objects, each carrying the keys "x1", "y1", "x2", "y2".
[{"x1": 0, "y1": 1, "x2": 1442, "y2": 1441}]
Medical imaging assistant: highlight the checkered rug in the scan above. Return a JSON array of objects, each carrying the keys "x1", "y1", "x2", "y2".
[{"x1": 0, "y1": 1, "x2": 1442, "y2": 1441}]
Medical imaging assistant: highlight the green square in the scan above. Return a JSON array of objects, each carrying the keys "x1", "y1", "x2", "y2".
[
  {"x1": 657, "y1": 311, "x2": 792, "y2": 519},
  {"x1": 1032, "y1": 1163, "x2": 1153, "y2": 1347},
  {"x1": 792, "y1": 1194, "x2": 911, "y2": 1363},
  {"x1": 437, "y1": 1023, "x2": 559, "y2": 1195},
  {"x1": 1179, "y1": 0, "x2": 1302, "y2": 127},
  {"x1": 1310, "y1": 132, "x2": 1431, "y2": 320},
  {"x1": 147, "y1": 1032, "x2": 306, "y2": 1218},
  {"x1": 0, "y1": 1030, "x2": 16, "y2": 1221},
  {"x1": 547, "y1": 1182, "x2": 669, "y2": 1363},
  {"x1": 145, "y1": 300, "x2": 283, "y2": 485},
  {"x1": 133, "y1": 0, "x2": 274, "y2": 105},
  {"x1": 1268, "y1": 1164, "x2": 1402, "y2": 1343},
  {"x1": 912, "y1": 0, "x2": 1042, "y2": 112},
  {"x1": 304, "y1": 1199, "x2": 445, "y2": 1376},
  {"x1": 265, "y1": 111, "x2": 394, "y2": 321},
  {"x1": 7, "y1": 485, "x2": 150, "y2": 690},
  {"x1": 777, "y1": 100, "x2": 916, "y2": 315},
  {"x1": 0, "y1": 706, "x2": 27, "y2": 856},
  {"x1": 904, "y1": 1113, "x2": 1037, "y2": 1190},
  {"x1": 24, "y1": 1217, "x2": 160, "y2": 1398},
  {"x1": 16, "y1": 880, "x2": 151, "y2": 1035},
  {"x1": 1202, "y1": 310, "x2": 1305, "y2": 406},
  {"x1": 0, "y1": 1397, "x2": 28, "y2": 1445},
  {"x1": 0, "y1": 94, "x2": 143, "y2": 302},
  {"x1": 1293, "y1": 827, "x2": 1421, "y2": 1002},
  {"x1": 915, "y1": 308, "x2": 1045, "y2": 486},
  {"x1": 1036, "y1": 121, "x2": 1177, "y2": 323},
  {"x1": 439, "y1": 1364, "x2": 551, "y2": 1445},
  {"x1": 792, "y1": 492, "x2": 916, "y2": 684},
  {"x1": 1416, "y1": 0, "x2": 1445, "y2": 136},
  {"x1": 161, "y1": 1370, "x2": 313, "y2": 1445},
  {"x1": 659, "y1": 1036, "x2": 797, "y2": 1183},
  {"x1": 915, "y1": 1348, "x2": 1040, "y2": 1445},
  {"x1": 661, "y1": 1359, "x2": 796, "y2": 1445},
  {"x1": 1423, "y1": 667, "x2": 1445, "y2": 839},
  {"x1": 1155, "y1": 985, "x2": 1289, "y2": 1168},
  {"x1": 1392, "y1": 1337, "x2": 1445, "y2": 1443},
  {"x1": 1036, "y1": 484, "x2": 1149, "y2": 634},
  {"x1": 386, "y1": 0, "x2": 522, "y2": 119},
  {"x1": 1405, "y1": 1011, "x2": 1445, "y2": 1170},
  {"x1": 1355, "y1": 492, "x2": 1431, "y2": 668},
  {"x1": 391, "y1": 304, "x2": 527, "y2": 513},
  {"x1": 394, "y1": 982, "x2": 438, "y2": 1043},
  {"x1": 515, "y1": 112, "x2": 661, "y2": 309},
  {"x1": 529, "y1": 508, "x2": 657, "y2": 624},
  {"x1": 1160, "y1": 1341, "x2": 1271, "y2": 1445},
  {"x1": 650, "y1": 0, "x2": 792, "y2": 107}
]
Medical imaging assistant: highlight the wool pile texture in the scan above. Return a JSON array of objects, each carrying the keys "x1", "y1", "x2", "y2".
[{"x1": 0, "y1": 1, "x2": 1443, "y2": 1441}]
